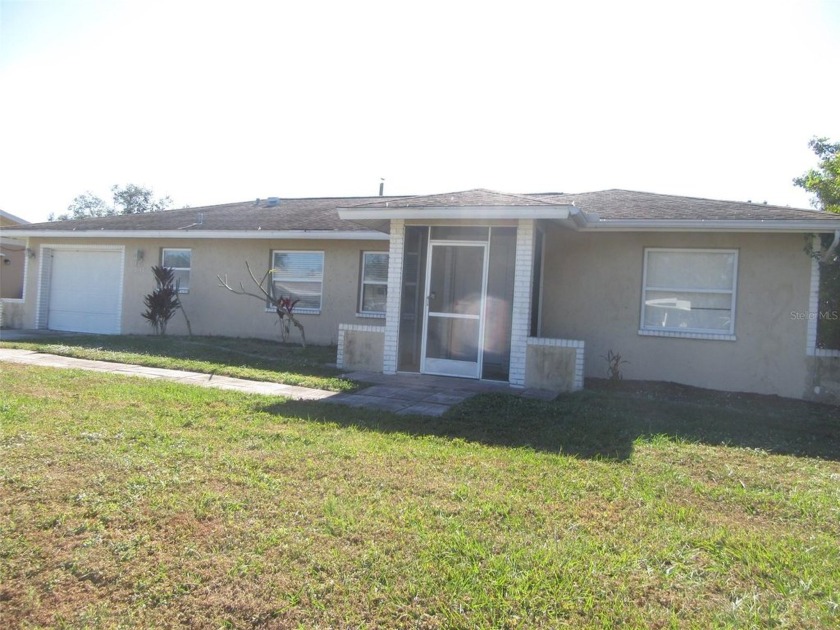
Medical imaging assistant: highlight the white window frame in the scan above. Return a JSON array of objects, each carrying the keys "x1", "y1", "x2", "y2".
[
  {"x1": 639, "y1": 248, "x2": 738, "y2": 341},
  {"x1": 270, "y1": 250, "x2": 324, "y2": 314},
  {"x1": 358, "y1": 251, "x2": 388, "y2": 317},
  {"x1": 161, "y1": 248, "x2": 191, "y2": 294}
]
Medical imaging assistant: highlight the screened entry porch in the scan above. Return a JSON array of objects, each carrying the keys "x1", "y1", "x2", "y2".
[{"x1": 396, "y1": 225, "x2": 517, "y2": 381}]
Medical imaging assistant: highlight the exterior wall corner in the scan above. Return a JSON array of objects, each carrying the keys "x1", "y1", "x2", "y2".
[
  {"x1": 508, "y1": 220, "x2": 535, "y2": 385},
  {"x1": 382, "y1": 220, "x2": 404, "y2": 374}
]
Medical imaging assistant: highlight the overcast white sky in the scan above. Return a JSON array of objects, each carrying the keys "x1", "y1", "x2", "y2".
[{"x1": 1, "y1": 0, "x2": 839, "y2": 223}]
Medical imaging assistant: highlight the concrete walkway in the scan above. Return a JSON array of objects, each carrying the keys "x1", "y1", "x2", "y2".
[
  {"x1": 0, "y1": 348, "x2": 336, "y2": 401},
  {"x1": 0, "y1": 345, "x2": 558, "y2": 416}
]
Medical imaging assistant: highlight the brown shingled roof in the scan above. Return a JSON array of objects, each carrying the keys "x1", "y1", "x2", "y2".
[
  {"x1": 5, "y1": 188, "x2": 840, "y2": 234},
  {"x1": 352, "y1": 188, "x2": 558, "y2": 208},
  {"x1": 9, "y1": 196, "x2": 405, "y2": 232},
  {"x1": 534, "y1": 189, "x2": 840, "y2": 223}
]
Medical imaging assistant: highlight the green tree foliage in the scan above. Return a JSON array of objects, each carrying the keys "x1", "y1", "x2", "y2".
[
  {"x1": 112, "y1": 183, "x2": 172, "y2": 215},
  {"x1": 797, "y1": 137, "x2": 840, "y2": 350},
  {"x1": 794, "y1": 137, "x2": 840, "y2": 214},
  {"x1": 50, "y1": 184, "x2": 172, "y2": 221},
  {"x1": 52, "y1": 191, "x2": 114, "y2": 221}
]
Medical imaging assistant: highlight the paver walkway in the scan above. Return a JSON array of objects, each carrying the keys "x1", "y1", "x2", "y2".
[{"x1": 323, "y1": 370, "x2": 557, "y2": 416}]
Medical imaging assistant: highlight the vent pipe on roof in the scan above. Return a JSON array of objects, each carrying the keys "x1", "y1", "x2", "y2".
[{"x1": 379, "y1": 178, "x2": 385, "y2": 197}]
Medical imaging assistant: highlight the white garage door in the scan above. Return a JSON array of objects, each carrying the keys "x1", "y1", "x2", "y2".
[{"x1": 48, "y1": 249, "x2": 123, "y2": 334}]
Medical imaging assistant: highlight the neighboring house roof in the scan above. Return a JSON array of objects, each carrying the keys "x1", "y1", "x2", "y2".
[
  {"x1": 0, "y1": 209, "x2": 30, "y2": 227},
  {"x1": 5, "y1": 189, "x2": 840, "y2": 238}
]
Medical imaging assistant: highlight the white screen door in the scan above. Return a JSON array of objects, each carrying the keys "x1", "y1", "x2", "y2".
[{"x1": 421, "y1": 242, "x2": 488, "y2": 378}]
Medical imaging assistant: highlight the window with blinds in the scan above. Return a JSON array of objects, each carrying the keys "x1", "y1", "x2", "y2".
[
  {"x1": 271, "y1": 250, "x2": 324, "y2": 311},
  {"x1": 641, "y1": 248, "x2": 738, "y2": 335},
  {"x1": 359, "y1": 251, "x2": 388, "y2": 314}
]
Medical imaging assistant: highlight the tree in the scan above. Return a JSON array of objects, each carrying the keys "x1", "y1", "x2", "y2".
[
  {"x1": 51, "y1": 191, "x2": 114, "y2": 221},
  {"x1": 796, "y1": 137, "x2": 840, "y2": 350},
  {"x1": 112, "y1": 183, "x2": 172, "y2": 215},
  {"x1": 50, "y1": 184, "x2": 172, "y2": 221},
  {"x1": 217, "y1": 262, "x2": 307, "y2": 347},
  {"x1": 793, "y1": 137, "x2": 840, "y2": 214}
]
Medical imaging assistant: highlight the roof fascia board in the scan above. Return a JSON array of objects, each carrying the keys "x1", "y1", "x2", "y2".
[
  {"x1": 4, "y1": 229, "x2": 389, "y2": 240},
  {"x1": 339, "y1": 205, "x2": 573, "y2": 221}
]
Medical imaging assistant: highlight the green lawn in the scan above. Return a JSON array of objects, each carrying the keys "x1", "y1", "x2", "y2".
[
  {"x1": 1, "y1": 363, "x2": 838, "y2": 628},
  {"x1": 0, "y1": 334, "x2": 354, "y2": 392}
]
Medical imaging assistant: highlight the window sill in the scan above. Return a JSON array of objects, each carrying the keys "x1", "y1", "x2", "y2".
[
  {"x1": 356, "y1": 312, "x2": 385, "y2": 319},
  {"x1": 638, "y1": 329, "x2": 736, "y2": 342},
  {"x1": 265, "y1": 308, "x2": 321, "y2": 315},
  {"x1": 808, "y1": 347, "x2": 840, "y2": 358}
]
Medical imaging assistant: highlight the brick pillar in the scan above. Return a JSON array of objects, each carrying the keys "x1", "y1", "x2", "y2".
[
  {"x1": 383, "y1": 220, "x2": 405, "y2": 374},
  {"x1": 508, "y1": 220, "x2": 534, "y2": 386}
]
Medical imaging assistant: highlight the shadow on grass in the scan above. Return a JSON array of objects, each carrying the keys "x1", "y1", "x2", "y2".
[{"x1": 261, "y1": 380, "x2": 840, "y2": 462}]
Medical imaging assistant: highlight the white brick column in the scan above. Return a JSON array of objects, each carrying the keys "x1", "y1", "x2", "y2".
[
  {"x1": 508, "y1": 219, "x2": 534, "y2": 386},
  {"x1": 382, "y1": 219, "x2": 405, "y2": 374}
]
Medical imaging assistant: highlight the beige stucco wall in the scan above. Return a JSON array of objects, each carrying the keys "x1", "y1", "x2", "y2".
[
  {"x1": 1, "y1": 246, "x2": 25, "y2": 299},
  {"x1": 20, "y1": 237, "x2": 388, "y2": 345},
  {"x1": 539, "y1": 229, "x2": 814, "y2": 399}
]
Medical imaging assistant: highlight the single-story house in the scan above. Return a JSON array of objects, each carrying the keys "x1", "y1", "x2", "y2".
[
  {"x1": 0, "y1": 209, "x2": 30, "y2": 327},
  {"x1": 4, "y1": 188, "x2": 840, "y2": 402}
]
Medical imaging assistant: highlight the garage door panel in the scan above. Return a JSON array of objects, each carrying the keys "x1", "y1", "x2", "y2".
[{"x1": 48, "y1": 249, "x2": 123, "y2": 334}]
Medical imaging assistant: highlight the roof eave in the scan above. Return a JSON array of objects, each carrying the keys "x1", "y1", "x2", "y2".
[
  {"x1": 4, "y1": 229, "x2": 389, "y2": 241},
  {"x1": 576, "y1": 219, "x2": 840, "y2": 232}
]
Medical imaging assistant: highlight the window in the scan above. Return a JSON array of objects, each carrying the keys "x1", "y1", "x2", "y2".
[
  {"x1": 359, "y1": 251, "x2": 388, "y2": 314},
  {"x1": 808, "y1": 256, "x2": 840, "y2": 355},
  {"x1": 162, "y1": 248, "x2": 191, "y2": 293},
  {"x1": 641, "y1": 248, "x2": 738, "y2": 337},
  {"x1": 272, "y1": 250, "x2": 324, "y2": 312}
]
